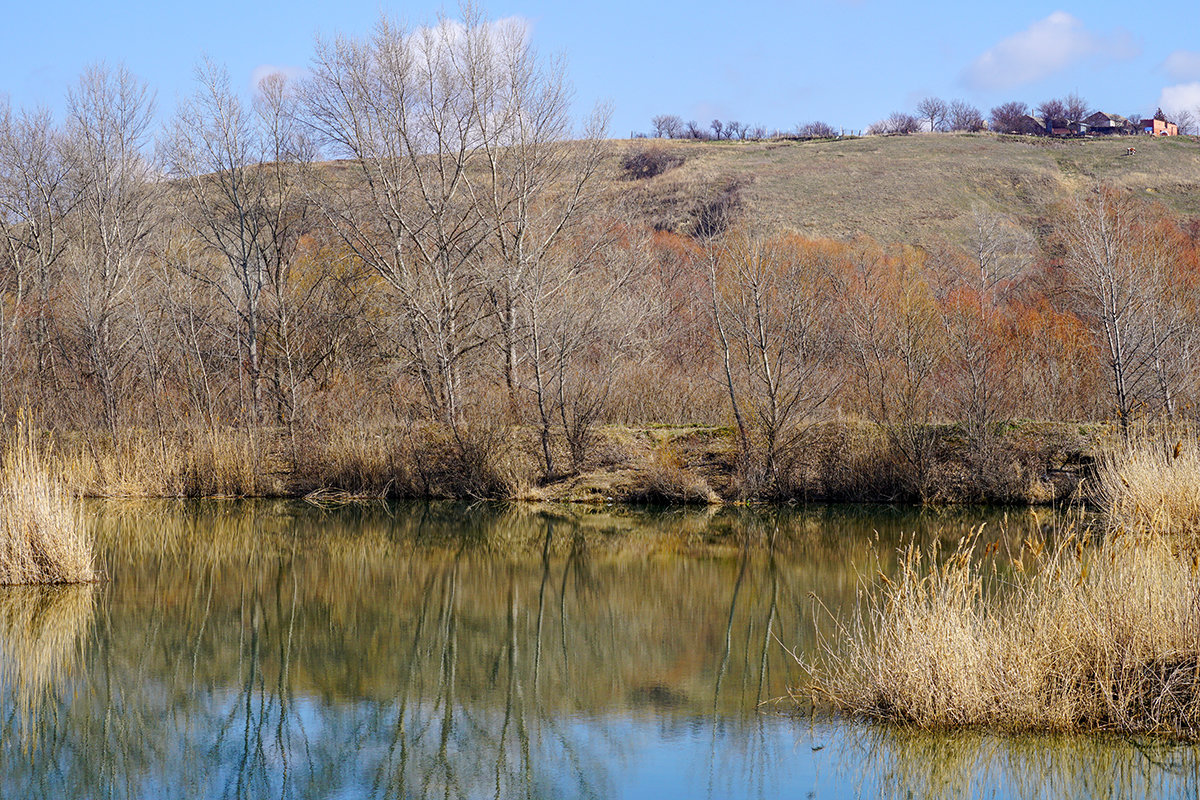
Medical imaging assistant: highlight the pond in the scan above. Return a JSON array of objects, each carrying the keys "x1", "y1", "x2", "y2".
[{"x1": 0, "y1": 501, "x2": 1196, "y2": 799}]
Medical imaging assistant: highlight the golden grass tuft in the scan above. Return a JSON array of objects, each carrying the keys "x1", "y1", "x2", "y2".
[
  {"x1": 1095, "y1": 432, "x2": 1200, "y2": 537},
  {"x1": 801, "y1": 528, "x2": 1200, "y2": 738},
  {"x1": 0, "y1": 428, "x2": 96, "y2": 585}
]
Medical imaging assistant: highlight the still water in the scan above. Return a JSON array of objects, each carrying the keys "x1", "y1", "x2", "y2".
[{"x1": 0, "y1": 502, "x2": 1197, "y2": 799}]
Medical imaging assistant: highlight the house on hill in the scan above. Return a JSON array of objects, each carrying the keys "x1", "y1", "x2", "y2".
[
  {"x1": 1082, "y1": 112, "x2": 1135, "y2": 135},
  {"x1": 1014, "y1": 115, "x2": 1047, "y2": 136},
  {"x1": 1140, "y1": 110, "x2": 1178, "y2": 135}
]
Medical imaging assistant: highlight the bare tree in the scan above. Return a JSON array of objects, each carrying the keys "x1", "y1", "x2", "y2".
[
  {"x1": 1176, "y1": 109, "x2": 1197, "y2": 135},
  {"x1": 164, "y1": 61, "x2": 310, "y2": 426},
  {"x1": 1060, "y1": 188, "x2": 1179, "y2": 431},
  {"x1": 60, "y1": 63, "x2": 158, "y2": 437},
  {"x1": 938, "y1": 207, "x2": 1033, "y2": 442},
  {"x1": 460, "y1": 16, "x2": 612, "y2": 396},
  {"x1": 1063, "y1": 92, "x2": 1090, "y2": 122},
  {"x1": 522, "y1": 232, "x2": 644, "y2": 475},
  {"x1": 651, "y1": 114, "x2": 683, "y2": 139},
  {"x1": 708, "y1": 231, "x2": 840, "y2": 494},
  {"x1": 684, "y1": 119, "x2": 706, "y2": 139},
  {"x1": 1035, "y1": 97, "x2": 1068, "y2": 121},
  {"x1": 948, "y1": 100, "x2": 985, "y2": 132},
  {"x1": 989, "y1": 101, "x2": 1029, "y2": 133},
  {"x1": 915, "y1": 97, "x2": 948, "y2": 132},
  {"x1": 796, "y1": 121, "x2": 836, "y2": 138},
  {"x1": 0, "y1": 104, "x2": 73, "y2": 412},
  {"x1": 869, "y1": 112, "x2": 921, "y2": 136},
  {"x1": 710, "y1": 119, "x2": 724, "y2": 140}
]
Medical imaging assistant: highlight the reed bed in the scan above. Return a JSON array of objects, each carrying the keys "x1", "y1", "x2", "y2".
[
  {"x1": 1094, "y1": 432, "x2": 1200, "y2": 538},
  {"x1": 801, "y1": 528, "x2": 1200, "y2": 738},
  {"x1": 0, "y1": 432, "x2": 96, "y2": 585}
]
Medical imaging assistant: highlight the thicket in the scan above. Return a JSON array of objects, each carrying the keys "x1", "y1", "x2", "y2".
[{"x1": 1, "y1": 10, "x2": 1199, "y2": 501}]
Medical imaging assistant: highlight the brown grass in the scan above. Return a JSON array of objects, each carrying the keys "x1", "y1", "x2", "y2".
[
  {"x1": 1094, "y1": 430, "x2": 1200, "y2": 538},
  {"x1": 801, "y1": 526, "x2": 1200, "y2": 738},
  {"x1": 0, "y1": 427, "x2": 96, "y2": 585},
  {"x1": 609, "y1": 133, "x2": 1200, "y2": 247}
]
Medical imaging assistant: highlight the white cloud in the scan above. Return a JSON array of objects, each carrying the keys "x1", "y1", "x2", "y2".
[
  {"x1": 1163, "y1": 51, "x2": 1200, "y2": 81},
  {"x1": 1158, "y1": 82, "x2": 1200, "y2": 116},
  {"x1": 250, "y1": 64, "x2": 306, "y2": 90},
  {"x1": 962, "y1": 12, "x2": 1138, "y2": 91}
]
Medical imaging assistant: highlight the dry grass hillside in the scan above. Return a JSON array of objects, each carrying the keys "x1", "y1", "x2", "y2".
[{"x1": 608, "y1": 132, "x2": 1200, "y2": 246}]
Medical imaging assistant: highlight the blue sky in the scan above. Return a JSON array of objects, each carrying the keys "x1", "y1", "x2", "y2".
[{"x1": 2, "y1": 1, "x2": 1199, "y2": 138}]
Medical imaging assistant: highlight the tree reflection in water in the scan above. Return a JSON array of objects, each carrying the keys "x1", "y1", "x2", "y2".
[{"x1": 2, "y1": 501, "x2": 1184, "y2": 799}]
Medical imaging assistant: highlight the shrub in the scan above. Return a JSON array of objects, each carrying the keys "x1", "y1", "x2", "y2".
[
  {"x1": 0, "y1": 429, "x2": 96, "y2": 585},
  {"x1": 801, "y1": 527, "x2": 1200, "y2": 738},
  {"x1": 622, "y1": 147, "x2": 685, "y2": 179}
]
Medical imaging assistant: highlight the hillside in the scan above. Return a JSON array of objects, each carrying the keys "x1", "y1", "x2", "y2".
[{"x1": 609, "y1": 132, "x2": 1200, "y2": 247}]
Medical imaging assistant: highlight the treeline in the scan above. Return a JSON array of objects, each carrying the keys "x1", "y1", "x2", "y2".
[{"x1": 1, "y1": 9, "x2": 1198, "y2": 499}]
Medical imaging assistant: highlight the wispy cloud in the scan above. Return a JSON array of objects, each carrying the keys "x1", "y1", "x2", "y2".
[
  {"x1": 1162, "y1": 51, "x2": 1200, "y2": 82},
  {"x1": 962, "y1": 12, "x2": 1138, "y2": 91},
  {"x1": 249, "y1": 64, "x2": 306, "y2": 90},
  {"x1": 1158, "y1": 82, "x2": 1200, "y2": 116}
]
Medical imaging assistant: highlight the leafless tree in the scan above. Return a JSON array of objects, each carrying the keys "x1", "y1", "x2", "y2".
[
  {"x1": 1060, "y1": 188, "x2": 1180, "y2": 431},
  {"x1": 1035, "y1": 98, "x2": 1067, "y2": 121},
  {"x1": 522, "y1": 232, "x2": 644, "y2": 475},
  {"x1": 1176, "y1": 109, "x2": 1197, "y2": 135},
  {"x1": 708, "y1": 231, "x2": 840, "y2": 493},
  {"x1": 710, "y1": 119, "x2": 724, "y2": 140},
  {"x1": 461, "y1": 16, "x2": 612, "y2": 396},
  {"x1": 796, "y1": 121, "x2": 836, "y2": 138},
  {"x1": 164, "y1": 61, "x2": 311, "y2": 426},
  {"x1": 948, "y1": 100, "x2": 985, "y2": 132},
  {"x1": 60, "y1": 63, "x2": 158, "y2": 437},
  {"x1": 684, "y1": 119, "x2": 706, "y2": 139},
  {"x1": 869, "y1": 112, "x2": 921, "y2": 136},
  {"x1": 1063, "y1": 92, "x2": 1090, "y2": 122},
  {"x1": 301, "y1": 13, "x2": 502, "y2": 427},
  {"x1": 989, "y1": 101, "x2": 1029, "y2": 133},
  {"x1": 651, "y1": 114, "x2": 683, "y2": 139},
  {"x1": 0, "y1": 104, "x2": 73, "y2": 412},
  {"x1": 938, "y1": 207, "x2": 1033, "y2": 441},
  {"x1": 915, "y1": 97, "x2": 948, "y2": 132}
]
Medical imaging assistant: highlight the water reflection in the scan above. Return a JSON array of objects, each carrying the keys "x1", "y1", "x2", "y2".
[
  {"x1": 1, "y1": 501, "x2": 1185, "y2": 799},
  {"x1": 825, "y1": 724, "x2": 1200, "y2": 799},
  {"x1": 0, "y1": 584, "x2": 95, "y2": 735}
]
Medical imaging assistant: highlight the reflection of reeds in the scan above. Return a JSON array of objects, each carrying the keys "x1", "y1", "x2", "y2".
[
  {"x1": 0, "y1": 425, "x2": 95, "y2": 585},
  {"x1": 832, "y1": 723, "x2": 1200, "y2": 800},
  {"x1": 0, "y1": 584, "x2": 96, "y2": 722}
]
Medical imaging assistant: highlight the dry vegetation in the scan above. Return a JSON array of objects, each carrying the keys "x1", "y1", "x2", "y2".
[
  {"x1": 0, "y1": 428, "x2": 95, "y2": 585},
  {"x1": 801, "y1": 431, "x2": 1200, "y2": 739},
  {"x1": 2, "y1": 8, "x2": 1200, "y2": 507}
]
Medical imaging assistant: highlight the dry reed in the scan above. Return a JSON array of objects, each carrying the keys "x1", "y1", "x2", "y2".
[
  {"x1": 802, "y1": 527, "x2": 1200, "y2": 738},
  {"x1": 1094, "y1": 431, "x2": 1200, "y2": 538},
  {"x1": 0, "y1": 428, "x2": 96, "y2": 585}
]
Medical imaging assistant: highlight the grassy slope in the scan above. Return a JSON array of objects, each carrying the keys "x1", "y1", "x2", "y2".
[{"x1": 612, "y1": 133, "x2": 1200, "y2": 246}]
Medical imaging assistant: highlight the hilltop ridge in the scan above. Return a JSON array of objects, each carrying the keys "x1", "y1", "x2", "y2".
[{"x1": 607, "y1": 132, "x2": 1200, "y2": 246}]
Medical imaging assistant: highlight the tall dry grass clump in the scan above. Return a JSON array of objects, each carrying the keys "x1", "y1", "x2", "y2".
[
  {"x1": 802, "y1": 528, "x2": 1200, "y2": 738},
  {"x1": 1095, "y1": 431, "x2": 1200, "y2": 538},
  {"x1": 0, "y1": 428, "x2": 96, "y2": 585}
]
